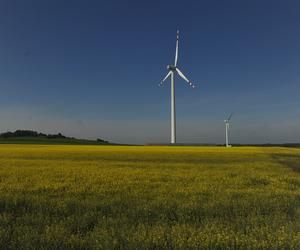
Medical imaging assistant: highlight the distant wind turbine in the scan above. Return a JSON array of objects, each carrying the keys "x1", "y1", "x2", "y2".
[
  {"x1": 224, "y1": 113, "x2": 233, "y2": 147},
  {"x1": 159, "y1": 30, "x2": 196, "y2": 144}
]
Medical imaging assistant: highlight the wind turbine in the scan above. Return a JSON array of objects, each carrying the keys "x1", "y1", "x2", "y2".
[
  {"x1": 224, "y1": 113, "x2": 233, "y2": 147},
  {"x1": 159, "y1": 30, "x2": 196, "y2": 144}
]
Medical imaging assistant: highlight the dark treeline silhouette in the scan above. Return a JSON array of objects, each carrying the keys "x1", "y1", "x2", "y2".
[
  {"x1": 0, "y1": 130, "x2": 109, "y2": 144},
  {"x1": 0, "y1": 130, "x2": 66, "y2": 139}
]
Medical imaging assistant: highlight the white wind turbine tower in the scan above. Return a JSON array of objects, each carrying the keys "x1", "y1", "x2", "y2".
[
  {"x1": 224, "y1": 113, "x2": 233, "y2": 147},
  {"x1": 159, "y1": 30, "x2": 196, "y2": 144}
]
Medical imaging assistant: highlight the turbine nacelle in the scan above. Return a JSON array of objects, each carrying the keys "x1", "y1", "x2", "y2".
[{"x1": 167, "y1": 65, "x2": 177, "y2": 71}]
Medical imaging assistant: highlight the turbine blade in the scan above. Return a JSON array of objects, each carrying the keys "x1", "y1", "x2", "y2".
[
  {"x1": 227, "y1": 112, "x2": 234, "y2": 121},
  {"x1": 174, "y1": 30, "x2": 179, "y2": 66},
  {"x1": 176, "y1": 68, "x2": 195, "y2": 88},
  {"x1": 159, "y1": 71, "x2": 172, "y2": 86}
]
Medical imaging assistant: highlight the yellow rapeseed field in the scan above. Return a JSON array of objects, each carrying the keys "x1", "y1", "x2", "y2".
[{"x1": 0, "y1": 145, "x2": 299, "y2": 249}]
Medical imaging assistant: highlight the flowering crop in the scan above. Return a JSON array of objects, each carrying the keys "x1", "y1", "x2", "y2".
[{"x1": 0, "y1": 145, "x2": 299, "y2": 249}]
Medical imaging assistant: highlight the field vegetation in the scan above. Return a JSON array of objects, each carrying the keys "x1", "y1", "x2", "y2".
[{"x1": 0, "y1": 145, "x2": 299, "y2": 249}]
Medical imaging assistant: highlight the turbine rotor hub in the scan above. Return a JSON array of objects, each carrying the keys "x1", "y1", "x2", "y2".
[{"x1": 167, "y1": 65, "x2": 177, "y2": 71}]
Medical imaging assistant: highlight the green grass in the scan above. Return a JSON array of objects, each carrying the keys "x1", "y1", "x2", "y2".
[{"x1": 0, "y1": 145, "x2": 299, "y2": 249}]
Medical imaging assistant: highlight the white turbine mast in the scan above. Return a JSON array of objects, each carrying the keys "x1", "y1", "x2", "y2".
[
  {"x1": 159, "y1": 30, "x2": 196, "y2": 144},
  {"x1": 224, "y1": 113, "x2": 233, "y2": 147}
]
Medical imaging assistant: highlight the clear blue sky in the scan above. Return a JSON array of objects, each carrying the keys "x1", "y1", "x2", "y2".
[{"x1": 0, "y1": 0, "x2": 300, "y2": 144}]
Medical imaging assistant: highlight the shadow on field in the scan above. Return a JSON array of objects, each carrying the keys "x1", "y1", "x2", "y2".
[{"x1": 272, "y1": 154, "x2": 300, "y2": 173}]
